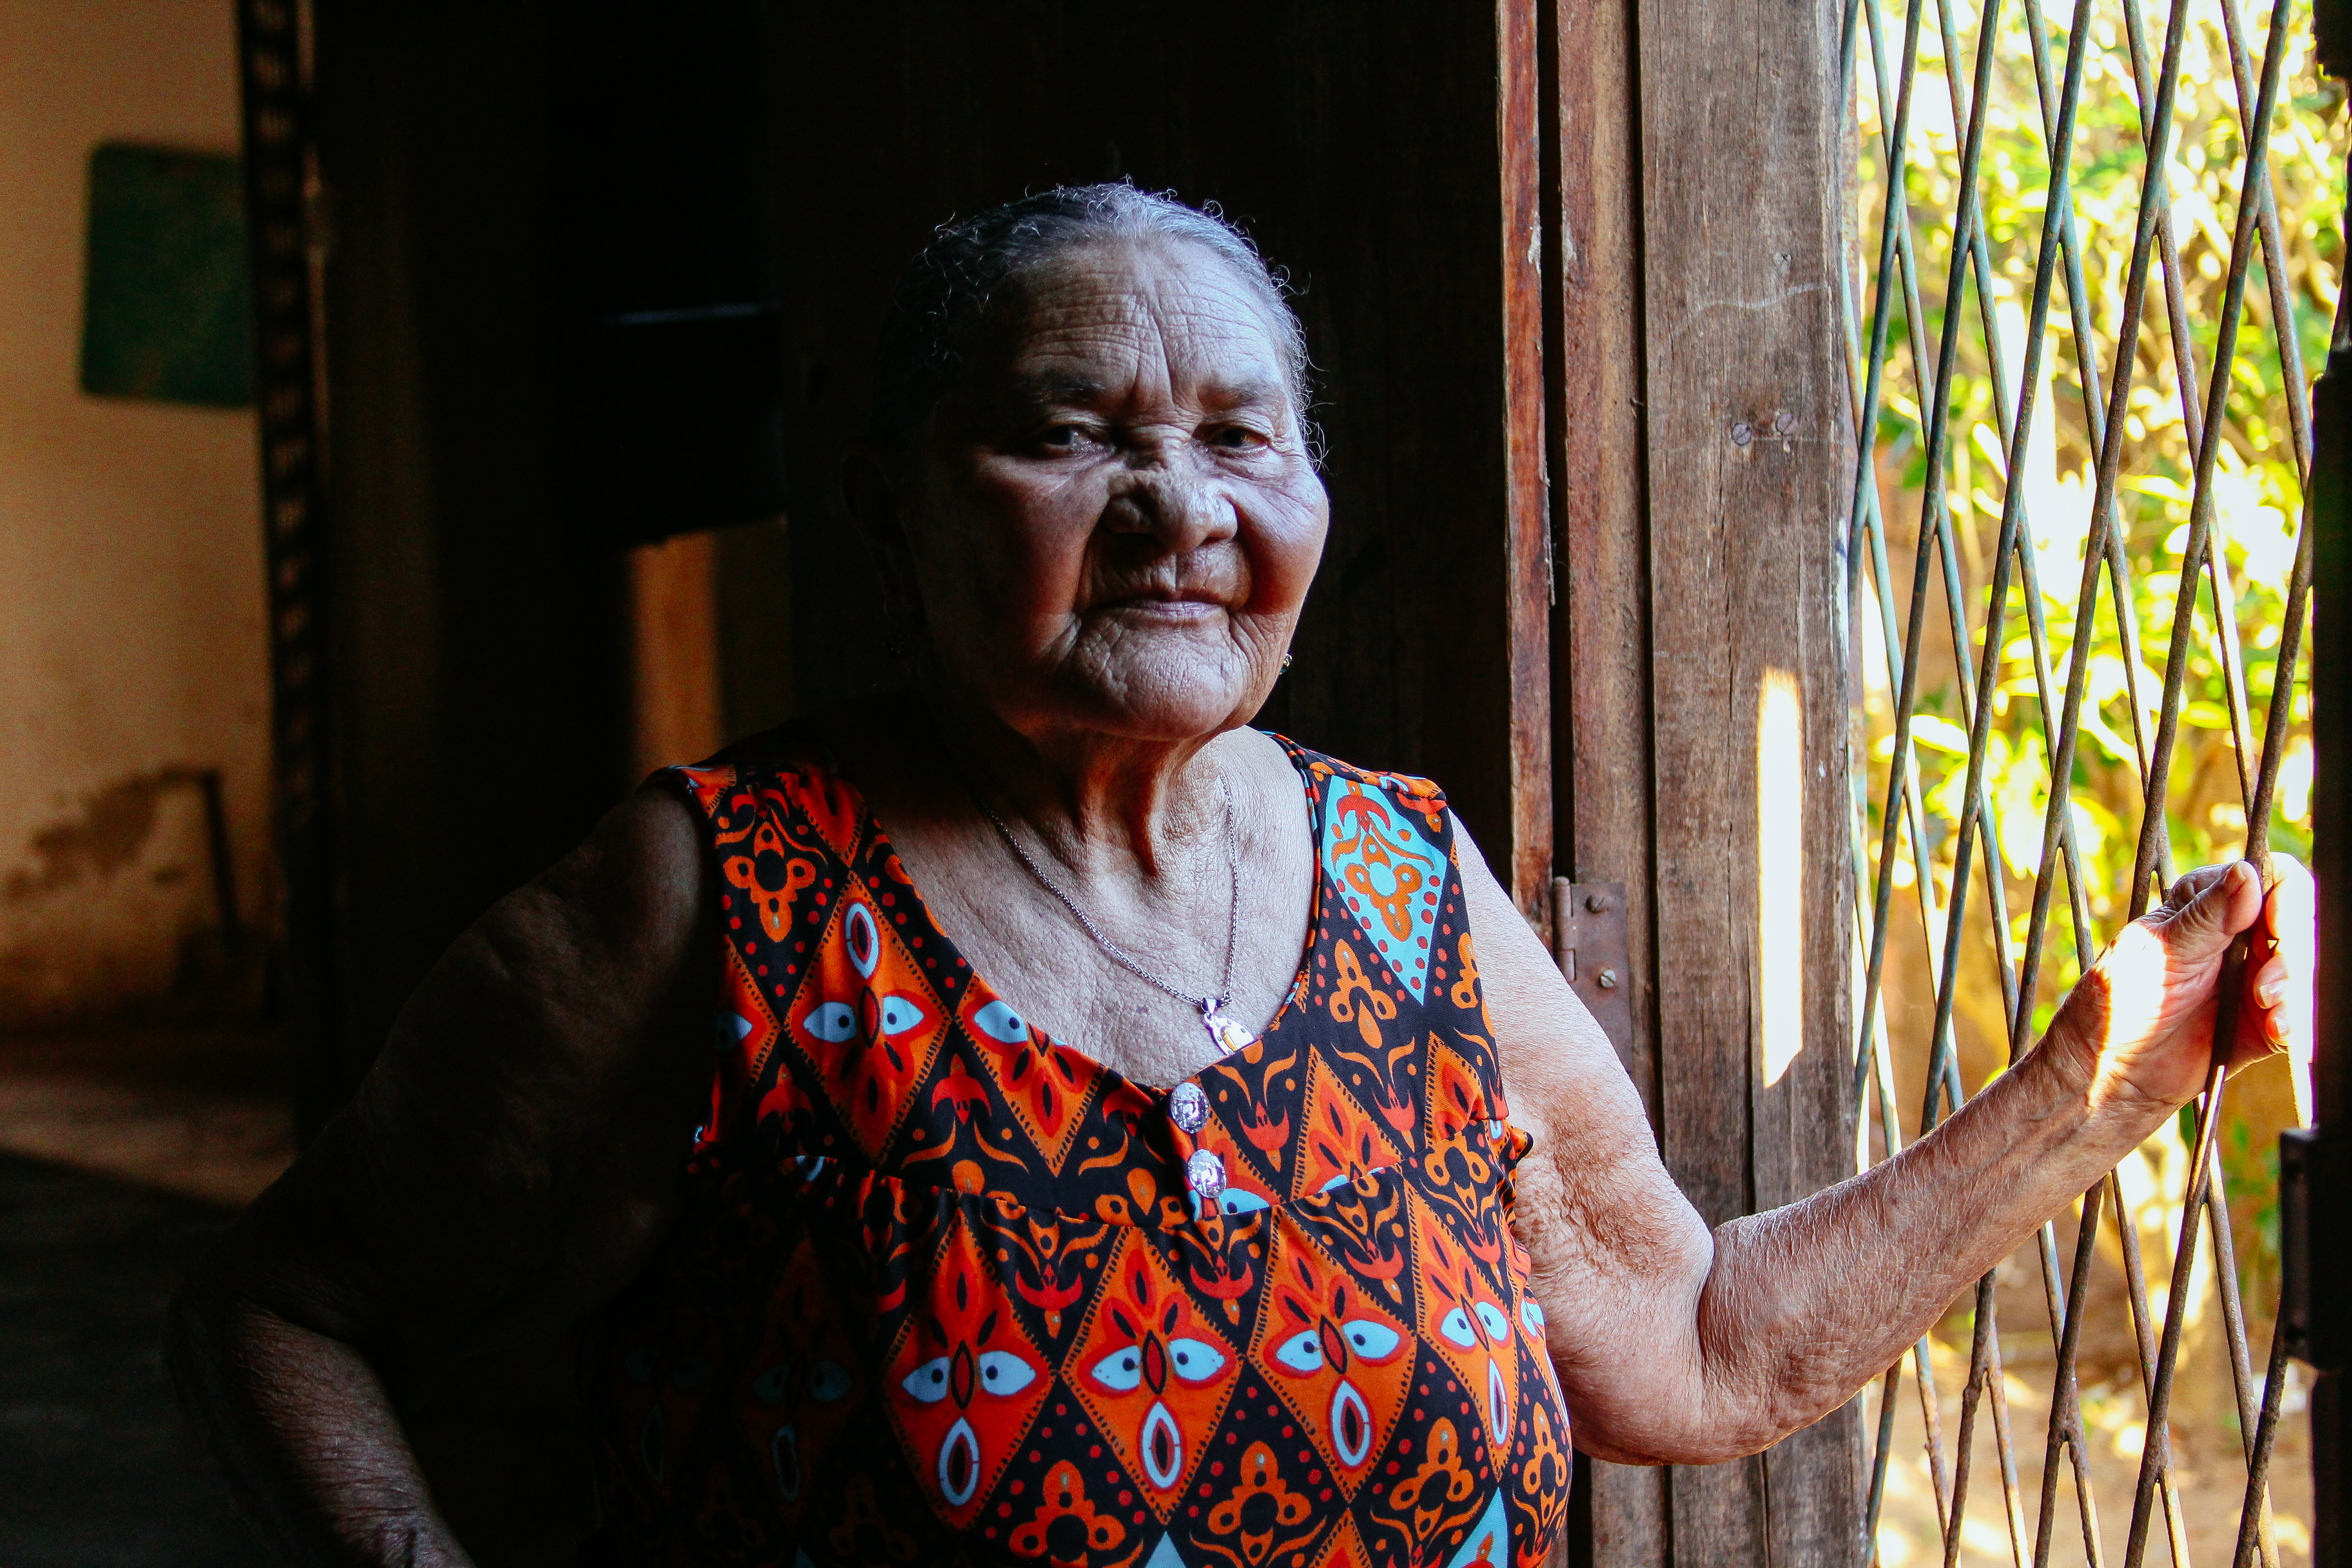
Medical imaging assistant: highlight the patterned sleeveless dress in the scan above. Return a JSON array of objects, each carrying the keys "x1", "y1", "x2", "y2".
[{"x1": 579, "y1": 727, "x2": 1573, "y2": 1568}]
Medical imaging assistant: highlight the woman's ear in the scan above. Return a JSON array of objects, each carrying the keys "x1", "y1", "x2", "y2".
[{"x1": 842, "y1": 443, "x2": 926, "y2": 657}]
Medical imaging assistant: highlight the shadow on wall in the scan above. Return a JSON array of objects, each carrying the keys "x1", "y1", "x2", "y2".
[{"x1": 0, "y1": 766, "x2": 264, "y2": 1032}]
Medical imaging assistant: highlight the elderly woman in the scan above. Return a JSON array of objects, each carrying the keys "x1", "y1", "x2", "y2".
[{"x1": 171, "y1": 184, "x2": 2308, "y2": 1568}]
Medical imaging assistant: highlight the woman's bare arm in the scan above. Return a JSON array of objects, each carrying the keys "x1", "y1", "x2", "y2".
[
  {"x1": 167, "y1": 788, "x2": 717, "y2": 1565},
  {"x1": 1454, "y1": 821, "x2": 2307, "y2": 1465}
]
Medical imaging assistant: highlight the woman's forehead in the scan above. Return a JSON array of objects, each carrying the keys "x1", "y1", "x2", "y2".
[{"x1": 989, "y1": 241, "x2": 1290, "y2": 401}]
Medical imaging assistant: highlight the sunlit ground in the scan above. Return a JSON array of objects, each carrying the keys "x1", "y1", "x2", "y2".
[{"x1": 1871, "y1": 1324, "x2": 2314, "y2": 1567}]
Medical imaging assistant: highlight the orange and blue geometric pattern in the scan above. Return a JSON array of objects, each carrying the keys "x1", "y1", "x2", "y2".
[{"x1": 579, "y1": 729, "x2": 1573, "y2": 1568}]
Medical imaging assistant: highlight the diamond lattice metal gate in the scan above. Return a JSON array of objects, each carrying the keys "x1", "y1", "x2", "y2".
[{"x1": 1842, "y1": 0, "x2": 2344, "y2": 1560}]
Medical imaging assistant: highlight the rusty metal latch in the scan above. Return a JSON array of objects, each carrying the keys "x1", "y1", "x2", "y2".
[
  {"x1": 2279, "y1": 1125, "x2": 2346, "y2": 1372},
  {"x1": 1551, "y1": 878, "x2": 1633, "y2": 1064}
]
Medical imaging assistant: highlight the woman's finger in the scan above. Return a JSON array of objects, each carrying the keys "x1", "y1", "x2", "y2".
[
  {"x1": 2246, "y1": 952, "x2": 2291, "y2": 1043},
  {"x1": 2252, "y1": 951, "x2": 2290, "y2": 1008},
  {"x1": 2265, "y1": 853, "x2": 2315, "y2": 952},
  {"x1": 2260, "y1": 856, "x2": 2315, "y2": 1066},
  {"x1": 2155, "y1": 860, "x2": 2260, "y2": 963},
  {"x1": 2164, "y1": 863, "x2": 2230, "y2": 912}
]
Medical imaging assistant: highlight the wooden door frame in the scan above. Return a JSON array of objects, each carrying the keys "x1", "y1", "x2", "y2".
[{"x1": 1524, "y1": 0, "x2": 1865, "y2": 1559}]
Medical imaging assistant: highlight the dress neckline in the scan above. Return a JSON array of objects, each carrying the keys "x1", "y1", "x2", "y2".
[{"x1": 853, "y1": 730, "x2": 1328, "y2": 1102}]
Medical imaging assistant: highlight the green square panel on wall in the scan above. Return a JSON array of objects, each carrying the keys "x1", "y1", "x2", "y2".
[{"x1": 79, "y1": 143, "x2": 254, "y2": 407}]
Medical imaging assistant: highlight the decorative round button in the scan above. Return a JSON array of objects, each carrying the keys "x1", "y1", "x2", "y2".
[
  {"x1": 1169, "y1": 1082, "x2": 1209, "y2": 1134},
  {"x1": 1185, "y1": 1149, "x2": 1226, "y2": 1198}
]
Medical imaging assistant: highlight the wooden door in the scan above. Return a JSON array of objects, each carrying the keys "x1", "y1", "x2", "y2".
[{"x1": 1545, "y1": 0, "x2": 1862, "y2": 1560}]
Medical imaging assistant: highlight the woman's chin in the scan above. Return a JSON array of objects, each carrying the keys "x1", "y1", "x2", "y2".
[{"x1": 1057, "y1": 643, "x2": 1265, "y2": 741}]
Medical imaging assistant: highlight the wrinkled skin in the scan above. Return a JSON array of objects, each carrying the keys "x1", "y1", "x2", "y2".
[{"x1": 166, "y1": 238, "x2": 2313, "y2": 1565}]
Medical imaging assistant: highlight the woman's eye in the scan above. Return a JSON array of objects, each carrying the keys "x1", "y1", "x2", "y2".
[
  {"x1": 1038, "y1": 423, "x2": 1097, "y2": 450},
  {"x1": 1206, "y1": 424, "x2": 1268, "y2": 450}
]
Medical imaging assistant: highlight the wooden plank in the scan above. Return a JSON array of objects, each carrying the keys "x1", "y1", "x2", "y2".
[
  {"x1": 1739, "y1": 6, "x2": 1863, "y2": 1557},
  {"x1": 1630, "y1": 0, "x2": 1860, "y2": 1557},
  {"x1": 1548, "y1": 0, "x2": 1656, "y2": 1102},
  {"x1": 1545, "y1": 0, "x2": 1670, "y2": 1555},
  {"x1": 627, "y1": 533, "x2": 722, "y2": 779},
  {"x1": 1500, "y1": 0, "x2": 1558, "y2": 931}
]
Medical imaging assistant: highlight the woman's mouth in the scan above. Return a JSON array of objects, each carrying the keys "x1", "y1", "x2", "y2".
[{"x1": 1102, "y1": 593, "x2": 1223, "y2": 621}]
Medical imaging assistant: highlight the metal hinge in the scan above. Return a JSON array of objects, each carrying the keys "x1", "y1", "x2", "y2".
[
  {"x1": 1551, "y1": 878, "x2": 1634, "y2": 1064},
  {"x1": 2280, "y1": 1125, "x2": 2347, "y2": 1372}
]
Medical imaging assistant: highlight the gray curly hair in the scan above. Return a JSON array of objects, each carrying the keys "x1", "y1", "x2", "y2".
[{"x1": 866, "y1": 182, "x2": 1316, "y2": 460}]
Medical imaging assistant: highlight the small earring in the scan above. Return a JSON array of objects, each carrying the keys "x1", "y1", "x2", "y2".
[{"x1": 1280, "y1": 652, "x2": 1294, "y2": 671}]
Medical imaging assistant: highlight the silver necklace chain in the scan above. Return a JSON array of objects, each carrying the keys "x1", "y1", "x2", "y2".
[{"x1": 967, "y1": 773, "x2": 1245, "y2": 1041}]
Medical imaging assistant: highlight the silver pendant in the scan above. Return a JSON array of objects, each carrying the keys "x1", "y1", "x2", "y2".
[{"x1": 1200, "y1": 1001, "x2": 1253, "y2": 1056}]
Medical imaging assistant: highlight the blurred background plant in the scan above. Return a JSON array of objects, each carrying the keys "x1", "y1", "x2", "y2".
[{"x1": 1847, "y1": 0, "x2": 2343, "y2": 1559}]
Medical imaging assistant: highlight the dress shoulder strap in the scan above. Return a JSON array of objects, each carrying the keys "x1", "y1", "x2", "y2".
[
  {"x1": 1268, "y1": 733, "x2": 1452, "y2": 817},
  {"x1": 664, "y1": 721, "x2": 859, "y2": 841}
]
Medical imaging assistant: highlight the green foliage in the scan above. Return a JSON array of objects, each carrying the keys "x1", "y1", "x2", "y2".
[
  {"x1": 1855, "y1": 0, "x2": 2339, "y2": 970},
  {"x1": 1850, "y1": 0, "x2": 2341, "y2": 1282}
]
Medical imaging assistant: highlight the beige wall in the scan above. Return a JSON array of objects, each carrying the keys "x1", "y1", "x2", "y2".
[{"x1": 0, "y1": 0, "x2": 271, "y2": 1026}]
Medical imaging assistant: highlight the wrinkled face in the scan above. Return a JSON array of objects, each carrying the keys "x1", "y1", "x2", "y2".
[{"x1": 876, "y1": 238, "x2": 1329, "y2": 746}]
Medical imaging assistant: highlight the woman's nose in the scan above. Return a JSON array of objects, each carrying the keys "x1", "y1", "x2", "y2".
[{"x1": 1111, "y1": 468, "x2": 1237, "y2": 553}]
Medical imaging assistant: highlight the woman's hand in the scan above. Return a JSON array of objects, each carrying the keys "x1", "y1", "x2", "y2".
[
  {"x1": 2043, "y1": 856, "x2": 2314, "y2": 1117},
  {"x1": 1473, "y1": 811, "x2": 2318, "y2": 1466}
]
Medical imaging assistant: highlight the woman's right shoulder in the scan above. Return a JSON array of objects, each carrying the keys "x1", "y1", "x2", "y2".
[{"x1": 652, "y1": 717, "x2": 867, "y2": 845}]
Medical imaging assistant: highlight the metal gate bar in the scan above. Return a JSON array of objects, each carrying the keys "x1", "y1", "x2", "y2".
[{"x1": 1841, "y1": 0, "x2": 2338, "y2": 1560}]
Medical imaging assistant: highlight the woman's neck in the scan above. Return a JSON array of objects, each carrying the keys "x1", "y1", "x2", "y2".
[{"x1": 911, "y1": 680, "x2": 1235, "y2": 884}]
